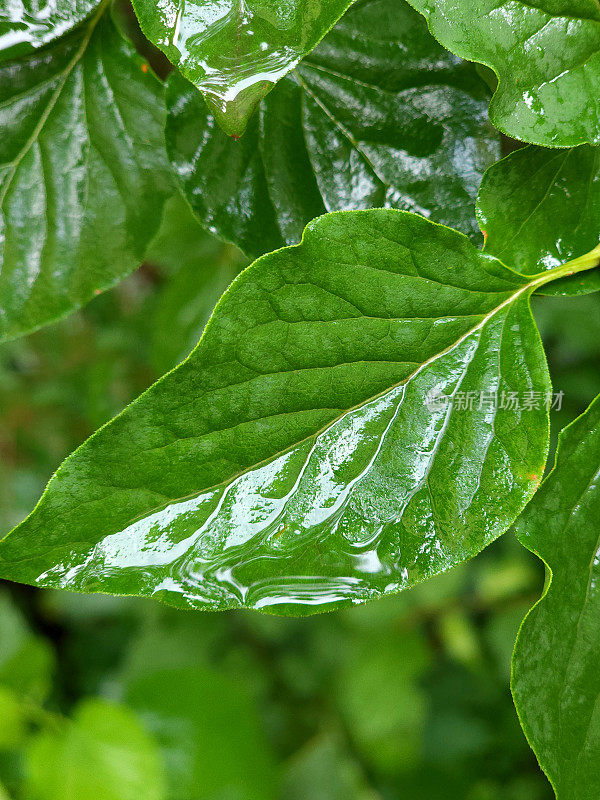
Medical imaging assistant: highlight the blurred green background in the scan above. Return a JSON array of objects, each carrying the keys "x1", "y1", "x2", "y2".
[{"x1": 1, "y1": 196, "x2": 599, "y2": 800}]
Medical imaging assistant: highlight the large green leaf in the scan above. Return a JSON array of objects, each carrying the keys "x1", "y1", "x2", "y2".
[
  {"x1": 3, "y1": 210, "x2": 597, "y2": 615},
  {"x1": 477, "y1": 145, "x2": 600, "y2": 297},
  {"x1": 406, "y1": 0, "x2": 600, "y2": 147},
  {"x1": 167, "y1": 0, "x2": 500, "y2": 257},
  {"x1": 130, "y1": 0, "x2": 356, "y2": 137},
  {"x1": 0, "y1": 0, "x2": 101, "y2": 60},
  {"x1": 512, "y1": 393, "x2": 600, "y2": 799},
  {"x1": 0, "y1": 8, "x2": 172, "y2": 344}
]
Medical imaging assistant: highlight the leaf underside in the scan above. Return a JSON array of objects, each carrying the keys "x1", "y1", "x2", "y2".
[
  {"x1": 512, "y1": 393, "x2": 600, "y2": 799},
  {"x1": 0, "y1": 11, "x2": 172, "y2": 343},
  {"x1": 166, "y1": 0, "x2": 500, "y2": 258},
  {"x1": 0, "y1": 210, "x2": 551, "y2": 615},
  {"x1": 407, "y1": 0, "x2": 600, "y2": 147}
]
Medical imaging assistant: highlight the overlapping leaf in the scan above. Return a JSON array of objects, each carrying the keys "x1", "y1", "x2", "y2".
[
  {"x1": 0, "y1": 0, "x2": 101, "y2": 60},
  {"x1": 0, "y1": 209, "x2": 577, "y2": 615},
  {"x1": 406, "y1": 0, "x2": 600, "y2": 147},
  {"x1": 512, "y1": 393, "x2": 600, "y2": 799},
  {"x1": 477, "y1": 144, "x2": 600, "y2": 296},
  {"x1": 0, "y1": 9, "x2": 172, "y2": 343},
  {"x1": 130, "y1": 0, "x2": 356, "y2": 137},
  {"x1": 166, "y1": 0, "x2": 500, "y2": 257}
]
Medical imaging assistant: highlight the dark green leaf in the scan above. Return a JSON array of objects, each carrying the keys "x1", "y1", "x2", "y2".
[
  {"x1": 512, "y1": 393, "x2": 600, "y2": 800},
  {"x1": 0, "y1": 0, "x2": 101, "y2": 60},
  {"x1": 2, "y1": 208, "x2": 588, "y2": 615},
  {"x1": 167, "y1": 0, "x2": 500, "y2": 257},
  {"x1": 25, "y1": 699, "x2": 166, "y2": 800},
  {"x1": 406, "y1": 0, "x2": 600, "y2": 147},
  {"x1": 130, "y1": 0, "x2": 356, "y2": 137},
  {"x1": 477, "y1": 144, "x2": 600, "y2": 296},
  {"x1": 145, "y1": 194, "x2": 248, "y2": 374},
  {"x1": 0, "y1": 9, "x2": 172, "y2": 344}
]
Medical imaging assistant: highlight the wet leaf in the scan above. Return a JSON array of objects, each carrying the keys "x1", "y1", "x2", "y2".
[
  {"x1": 512, "y1": 393, "x2": 600, "y2": 800},
  {"x1": 0, "y1": 9, "x2": 172, "y2": 344},
  {"x1": 406, "y1": 0, "x2": 600, "y2": 147},
  {"x1": 0, "y1": 0, "x2": 101, "y2": 60},
  {"x1": 3, "y1": 208, "x2": 593, "y2": 615},
  {"x1": 166, "y1": 0, "x2": 500, "y2": 257},
  {"x1": 130, "y1": 0, "x2": 356, "y2": 137},
  {"x1": 477, "y1": 144, "x2": 600, "y2": 296}
]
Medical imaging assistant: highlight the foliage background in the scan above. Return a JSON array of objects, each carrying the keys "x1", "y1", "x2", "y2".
[{"x1": 1, "y1": 193, "x2": 599, "y2": 800}]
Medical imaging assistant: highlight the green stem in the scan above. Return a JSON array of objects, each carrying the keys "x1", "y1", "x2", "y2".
[{"x1": 530, "y1": 242, "x2": 600, "y2": 290}]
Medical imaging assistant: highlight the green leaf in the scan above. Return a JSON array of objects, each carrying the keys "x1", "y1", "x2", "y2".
[
  {"x1": 0, "y1": 687, "x2": 26, "y2": 750},
  {"x1": 406, "y1": 0, "x2": 600, "y2": 147},
  {"x1": 336, "y1": 630, "x2": 429, "y2": 773},
  {"x1": 0, "y1": 8, "x2": 172, "y2": 344},
  {"x1": 3, "y1": 208, "x2": 593, "y2": 615},
  {"x1": 0, "y1": 0, "x2": 101, "y2": 60},
  {"x1": 25, "y1": 699, "x2": 166, "y2": 800},
  {"x1": 166, "y1": 0, "x2": 500, "y2": 257},
  {"x1": 126, "y1": 667, "x2": 277, "y2": 800},
  {"x1": 145, "y1": 194, "x2": 248, "y2": 374},
  {"x1": 477, "y1": 144, "x2": 600, "y2": 297},
  {"x1": 27, "y1": 699, "x2": 165, "y2": 800},
  {"x1": 0, "y1": 592, "x2": 54, "y2": 703},
  {"x1": 281, "y1": 733, "x2": 375, "y2": 800},
  {"x1": 130, "y1": 0, "x2": 356, "y2": 137},
  {"x1": 512, "y1": 393, "x2": 600, "y2": 799}
]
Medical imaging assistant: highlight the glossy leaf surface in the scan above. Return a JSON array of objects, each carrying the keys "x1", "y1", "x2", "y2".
[
  {"x1": 512, "y1": 393, "x2": 600, "y2": 799},
  {"x1": 166, "y1": 0, "x2": 500, "y2": 257},
  {"x1": 477, "y1": 145, "x2": 600, "y2": 297},
  {"x1": 0, "y1": 10, "x2": 172, "y2": 343},
  {"x1": 0, "y1": 209, "x2": 567, "y2": 615},
  {"x1": 406, "y1": 0, "x2": 600, "y2": 147},
  {"x1": 130, "y1": 0, "x2": 355, "y2": 137},
  {"x1": 0, "y1": 0, "x2": 101, "y2": 60}
]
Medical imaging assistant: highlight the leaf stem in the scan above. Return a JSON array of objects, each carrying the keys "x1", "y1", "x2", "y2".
[{"x1": 530, "y1": 242, "x2": 600, "y2": 290}]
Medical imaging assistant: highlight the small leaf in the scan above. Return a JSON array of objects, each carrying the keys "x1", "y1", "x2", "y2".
[
  {"x1": 0, "y1": 9, "x2": 172, "y2": 343},
  {"x1": 25, "y1": 699, "x2": 166, "y2": 800},
  {"x1": 167, "y1": 0, "x2": 500, "y2": 257},
  {"x1": 130, "y1": 0, "x2": 356, "y2": 136},
  {"x1": 2, "y1": 209, "x2": 591, "y2": 615},
  {"x1": 406, "y1": 0, "x2": 600, "y2": 147},
  {"x1": 0, "y1": 0, "x2": 101, "y2": 60},
  {"x1": 512, "y1": 393, "x2": 600, "y2": 800},
  {"x1": 477, "y1": 144, "x2": 600, "y2": 296}
]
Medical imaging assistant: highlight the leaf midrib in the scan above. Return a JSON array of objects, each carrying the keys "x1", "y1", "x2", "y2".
[
  {"x1": 3, "y1": 247, "x2": 597, "y2": 555},
  {"x1": 121, "y1": 251, "x2": 598, "y2": 519},
  {"x1": 0, "y1": 1, "x2": 106, "y2": 210},
  {"x1": 75, "y1": 276, "x2": 546, "y2": 531}
]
